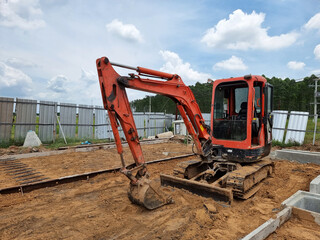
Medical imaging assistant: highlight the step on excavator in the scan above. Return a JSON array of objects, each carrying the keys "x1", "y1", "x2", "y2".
[{"x1": 96, "y1": 57, "x2": 274, "y2": 210}]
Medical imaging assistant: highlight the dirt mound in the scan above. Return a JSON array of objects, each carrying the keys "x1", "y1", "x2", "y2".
[{"x1": 0, "y1": 145, "x2": 48, "y2": 156}]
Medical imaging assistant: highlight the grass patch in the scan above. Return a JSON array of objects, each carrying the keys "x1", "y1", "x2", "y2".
[
  {"x1": 272, "y1": 140, "x2": 301, "y2": 148},
  {"x1": 303, "y1": 118, "x2": 320, "y2": 144},
  {"x1": 274, "y1": 118, "x2": 320, "y2": 145},
  {"x1": 44, "y1": 138, "x2": 111, "y2": 149},
  {"x1": 0, "y1": 139, "x2": 24, "y2": 148}
]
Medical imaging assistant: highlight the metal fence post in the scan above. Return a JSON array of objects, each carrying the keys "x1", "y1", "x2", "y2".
[
  {"x1": 313, "y1": 114, "x2": 318, "y2": 145},
  {"x1": 148, "y1": 112, "x2": 150, "y2": 137},
  {"x1": 313, "y1": 78, "x2": 319, "y2": 145},
  {"x1": 53, "y1": 103, "x2": 57, "y2": 143},
  {"x1": 56, "y1": 113, "x2": 67, "y2": 144}
]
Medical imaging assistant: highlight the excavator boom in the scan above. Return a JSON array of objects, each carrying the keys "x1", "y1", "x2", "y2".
[
  {"x1": 97, "y1": 57, "x2": 214, "y2": 159},
  {"x1": 96, "y1": 57, "x2": 215, "y2": 209}
]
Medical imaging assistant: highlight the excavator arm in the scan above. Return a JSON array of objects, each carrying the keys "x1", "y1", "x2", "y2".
[{"x1": 96, "y1": 57, "x2": 213, "y2": 209}]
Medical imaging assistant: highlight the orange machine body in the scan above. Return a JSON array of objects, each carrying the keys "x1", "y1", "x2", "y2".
[
  {"x1": 97, "y1": 57, "x2": 273, "y2": 171},
  {"x1": 210, "y1": 75, "x2": 273, "y2": 162}
]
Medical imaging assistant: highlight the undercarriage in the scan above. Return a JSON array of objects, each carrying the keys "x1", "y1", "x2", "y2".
[{"x1": 160, "y1": 158, "x2": 274, "y2": 203}]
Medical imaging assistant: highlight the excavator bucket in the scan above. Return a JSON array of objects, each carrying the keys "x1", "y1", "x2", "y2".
[{"x1": 128, "y1": 176, "x2": 173, "y2": 210}]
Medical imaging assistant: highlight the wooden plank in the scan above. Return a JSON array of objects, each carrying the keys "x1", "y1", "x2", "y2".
[
  {"x1": 0, "y1": 153, "x2": 193, "y2": 195},
  {"x1": 0, "y1": 97, "x2": 14, "y2": 142},
  {"x1": 14, "y1": 98, "x2": 37, "y2": 140}
]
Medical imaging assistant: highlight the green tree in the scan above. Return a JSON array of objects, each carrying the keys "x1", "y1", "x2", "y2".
[
  {"x1": 131, "y1": 82, "x2": 212, "y2": 114},
  {"x1": 265, "y1": 75, "x2": 315, "y2": 113},
  {"x1": 132, "y1": 75, "x2": 318, "y2": 114}
]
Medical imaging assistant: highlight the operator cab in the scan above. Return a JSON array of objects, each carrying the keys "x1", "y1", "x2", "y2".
[{"x1": 211, "y1": 75, "x2": 273, "y2": 162}]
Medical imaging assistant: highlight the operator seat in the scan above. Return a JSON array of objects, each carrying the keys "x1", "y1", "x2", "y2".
[{"x1": 238, "y1": 102, "x2": 247, "y2": 120}]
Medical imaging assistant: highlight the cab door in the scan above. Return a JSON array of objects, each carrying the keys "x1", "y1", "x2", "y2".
[{"x1": 264, "y1": 83, "x2": 273, "y2": 144}]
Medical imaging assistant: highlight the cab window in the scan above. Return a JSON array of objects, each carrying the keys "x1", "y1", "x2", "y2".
[{"x1": 213, "y1": 81, "x2": 248, "y2": 141}]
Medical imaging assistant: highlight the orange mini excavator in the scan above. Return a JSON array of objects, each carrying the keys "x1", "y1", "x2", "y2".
[{"x1": 96, "y1": 57, "x2": 274, "y2": 209}]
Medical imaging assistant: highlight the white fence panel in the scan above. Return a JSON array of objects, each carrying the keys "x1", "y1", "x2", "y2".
[
  {"x1": 202, "y1": 113, "x2": 211, "y2": 125},
  {"x1": 95, "y1": 108, "x2": 108, "y2": 139},
  {"x1": 272, "y1": 110, "x2": 288, "y2": 142},
  {"x1": 155, "y1": 115, "x2": 164, "y2": 135},
  {"x1": 133, "y1": 113, "x2": 146, "y2": 138},
  {"x1": 15, "y1": 98, "x2": 37, "y2": 140},
  {"x1": 285, "y1": 111, "x2": 309, "y2": 144},
  {"x1": 0, "y1": 97, "x2": 14, "y2": 142},
  {"x1": 164, "y1": 114, "x2": 173, "y2": 131},
  {"x1": 39, "y1": 101, "x2": 56, "y2": 142},
  {"x1": 60, "y1": 103, "x2": 76, "y2": 138},
  {"x1": 78, "y1": 105, "x2": 93, "y2": 139},
  {"x1": 0, "y1": 96, "x2": 177, "y2": 143}
]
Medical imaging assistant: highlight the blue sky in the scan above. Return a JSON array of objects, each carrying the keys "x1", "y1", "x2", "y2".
[{"x1": 0, "y1": 0, "x2": 320, "y2": 106}]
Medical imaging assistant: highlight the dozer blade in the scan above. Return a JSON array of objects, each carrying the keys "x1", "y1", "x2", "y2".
[
  {"x1": 160, "y1": 174, "x2": 233, "y2": 204},
  {"x1": 128, "y1": 176, "x2": 173, "y2": 210}
]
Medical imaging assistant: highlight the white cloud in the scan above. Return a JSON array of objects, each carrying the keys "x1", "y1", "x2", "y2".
[
  {"x1": 304, "y1": 12, "x2": 320, "y2": 31},
  {"x1": 213, "y1": 56, "x2": 248, "y2": 71},
  {"x1": 201, "y1": 9, "x2": 298, "y2": 50},
  {"x1": 287, "y1": 61, "x2": 306, "y2": 70},
  {"x1": 106, "y1": 19, "x2": 143, "y2": 43},
  {"x1": 80, "y1": 68, "x2": 96, "y2": 84},
  {"x1": 314, "y1": 44, "x2": 320, "y2": 59},
  {"x1": 47, "y1": 75, "x2": 68, "y2": 93},
  {"x1": 159, "y1": 50, "x2": 211, "y2": 84},
  {"x1": 0, "y1": 0, "x2": 45, "y2": 30},
  {"x1": 0, "y1": 61, "x2": 32, "y2": 87},
  {"x1": 0, "y1": 61, "x2": 32, "y2": 96},
  {"x1": 5, "y1": 57, "x2": 38, "y2": 68},
  {"x1": 310, "y1": 69, "x2": 320, "y2": 75},
  {"x1": 42, "y1": 69, "x2": 101, "y2": 104}
]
